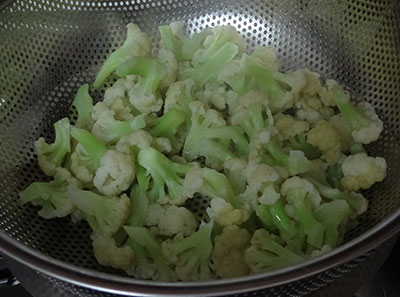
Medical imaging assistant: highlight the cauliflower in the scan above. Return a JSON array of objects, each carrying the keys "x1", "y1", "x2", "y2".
[
  {"x1": 93, "y1": 150, "x2": 136, "y2": 196},
  {"x1": 70, "y1": 144, "x2": 97, "y2": 185},
  {"x1": 274, "y1": 113, "x2": 310, "y2": 140},
  {"x1": 295, "y1": 94, "x2": 335, "y2": 124},
  {"x1": 145, "y1": 204, "x2": 197, "y2": 237},
  {"x1": 341, "y1": 153, "x2": 387, "y2": 191},
  {"x1": 329, "y1": 114, "x2": 354, "y2": 151},
  {"x1": 211, "y1": 225, "x2": 251, "y2": 278},
  {"x1": 243, "y1": 161, "x2": 281, "y2": 207},
  {"x1": 92, "y1": 234, "x2": 135, "y2": 270},
  {"x1": 196, "y1": 81, "x2": 238, "y2": 110},
  {"x1": 250, "y1": 45, "x2": 280, "y2": 71},
  {"x1": 35, "y1": 118, "x2": 71, "y2": 176},
  {"x1": 307, "y1": 120, "x2": 342, "y2": 164},
  {"x1": 330, "y1": 83, "x2": 383, "y2": 144},
  {"x1": 102, "y1": 77, "x2": 137, "y2": 121},
  {"x1": 206, "y1": 197, "x2": 249, "y2": 227},
  {"x1": 116, "y1": 130, "x2": 172, "y2": 154},
  {"x1": 164, "y1": 78, "x2": 195, "y2": 115},
  {"x1": 223, "y1": 158, "x2": 247, "y2": 194},
  {"x1": 94, "y1": 23, "x2": 152, "y2": 87},
  {"x1": 157, "y1": 48, "x2": 178, "y2": 89}
]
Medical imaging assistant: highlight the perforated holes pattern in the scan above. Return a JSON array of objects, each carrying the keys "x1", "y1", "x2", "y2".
[{"x1": 0, "y1": 0, "x2": 399, "y2": 296}]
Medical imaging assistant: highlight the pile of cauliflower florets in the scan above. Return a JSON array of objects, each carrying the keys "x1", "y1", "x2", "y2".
[{"x1": 20, "y1": 22, "x2": 387, "y2": 281}]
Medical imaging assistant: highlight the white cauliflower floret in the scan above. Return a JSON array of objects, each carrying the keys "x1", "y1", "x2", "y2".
[
  {"x1": 145, "y1": 204, "x2": 197, "y2": 237},
  {"x1": 70, "y1": 144, "x2": 95, "y2": 186},
  {"x1": 274, "y1": 113, "x2": 310, "y2": 140},
  {"x1": 296, "y1": 94, "x2": 335, "y2": 124},
  {"x1": 93, "y1": 150, "x2": 136, "y2": 196},
  {"x1": 116, "y1": 130, "x2": 171, "y2": 154},
  {"x1": 128, "y1": 89, "x2": 163, "y2": 115},
  {"x1": 351, "y1": 102, "x2": 384, "y2": 144},
  {"x1": 102, "y1": 77, "x2": 136, "y2": 121},
  {"x1": 206, "y1": 197, "x2": 249, "y2": 227},
  {"x1": 223, "y1": 158, "x2": 247, "y2": 194},
  {"x1": 92, "y1": 234, "x2": 135, "y2": 270},
  {"x1": 196, "y1": 81, "x2": 238, "y2": 110},
  {"x1": 307, "y1": 120, "x2": 342, "y2": 164},
  {"x1": 281, "y1": 176, "x2": 322, "y2": 208},
  {"x1": 250, "y1": 45, "x2": 280, "y2": 71},
  {"x1": 157, "y1": 48, "x2": 178, "y2": 89},
  {"x1": 341, "y1": 153, "x2": 387, "y2": 191},
  {"x1": 301, "y1": 70, "x2": 322, "y2": 96},
  {"x1": 211, "y1": 225, "x2": 251, "y2": 278},
  {"x1": 329, "y1": 114, "x2": 354, "y2": 151},
  {"x1": 243, "y1": 161, "x2": 281, "y2": 207},
  {"x1": 164, "y1": 78, "x2": 195, "y2": 113}
]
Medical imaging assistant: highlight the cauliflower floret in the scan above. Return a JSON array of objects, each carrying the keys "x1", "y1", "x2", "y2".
[
  {"x1": 329, "y1": 114, "x2": 353, "y2": 151},
  {"x1": 102, "y1": 77, "x2": 136, "y2": 121},
  {"x1": 164, "y1": 78, "x2": 195, "y2": 113},
  {"x1": 70, "y1": 144, "x2": 95, "y2": 186},
  {"x1": 145, "y1": 204, "x2": 197, "y2": 237},
  {"x1": 128, "y1": 89, "x2": 163, "y2": 115},
  {"x1": 157, "y1": 48, "x2": 178, "y2": 89},
  {"x1": 206, "y1": 197, "x2": 249, "y2": 227},
  {"x1": 116, "y1": 130, "x2": 172, "y2": 154},
  {"x1": 301, "y1": 70, "x2": 322, "y2": 95},
  {"x1": 223, "y1": 158, "x2": 247, "y2": 194},
  {"x1": 274, "y1": 113, "x2": 310, "y2": 140},
  {"x1": 341, "y1": 153, "x2": 387, "y2": 191},
  {"x1": 281, "y1": 176, "x2": 322, "y2": 208},
  {"x1": 295, "y1": 94, "x2": 335, "y2": 124},
  {"x1": 351, "y1": 102, "x2": 384, "y2": 144},
  {"x1": 211, "y1": 225, "x2": 251, "y2": 278},
  {"x1": 250, "y1": 45, "x2": 280, "y2": 71},
  {"x1": 196, "y1": 81, "x2": 238, "y2": 110},
  {"x1": 93, "y1": 150, "x2": 136, "y2": 196},
  {"x1": 307, "y1": 120, "x2": 342, "y2": 164},
  {"x1": 92, "y1": 234, "x2": 135, "y2": 270},
  {"x1": 243, "y1": 161, "x2": 281, "y2": 207}
]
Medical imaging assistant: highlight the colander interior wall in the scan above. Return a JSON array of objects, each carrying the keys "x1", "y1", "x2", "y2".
[{"x1": 0, "y1": 0, "x2": 399, "y2": 291}]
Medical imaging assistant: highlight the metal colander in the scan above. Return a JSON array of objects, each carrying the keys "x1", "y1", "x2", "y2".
[{"x1": 0, "y1": 0, "x2": 400, "y2": 296}]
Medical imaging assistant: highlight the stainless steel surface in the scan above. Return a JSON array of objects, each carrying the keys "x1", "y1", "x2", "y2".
[{"x1": 0, "y1": 0, "x2": 400, "y2": 296}]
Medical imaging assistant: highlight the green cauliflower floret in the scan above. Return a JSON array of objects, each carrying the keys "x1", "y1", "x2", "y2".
[
  {"x1": 138, "y1": 147, "x2": 193, "y2": 205},
  {"x1": 183, "y1": 167, "x2": 242, "y2": 208},
  {"x1": 159, "y1": 22, "x2": 211, "y2": 62},
  {"x1": 211, "y1": 225, "x2": 251, "y2": 278},
  {"x1": 91, "y1": 109, "x2": 145, "y2": 145},
  {"x1": 192, "y1": 25, "x2": 245, "y2": 65},
  {"x1": 206, "y1": 197, "x2": 249, "y2": 227},
  {"x1": 124, "y1": 226, "x2": 175, "y2": 281},
  {"x1": 250, "y1": 128, "x2": 313, "y2": 176},
  {"x1": 68, "y1": 184, "x2": 130, "y2": 237},
  {"x1": 281, "y1": 176, "x2": 325, "y2": 248},
  {"x1": 244, "y1": 229, "x2": 304, "y2": 272},
  {"x1": 230, "y1": 90, "x2": 273, "y2": 140},
  {"x1": 161, "y1": 221, "x2": 214, "y2": 281},
  {"x1": 240, "y1": 54, "x2": 306, "y2": 112},
  {"x1": 183, "y1": 101, "x2": 247, "y2": 169},
  {"x1": 184, "y1": 42, "x2": 239, "y2": 88},
  {"x1": 92, "y1": 233, "x2": 135, "y2": 271},
  {"x1": 341, "y1": 153, "x2": 387, "y2": 192},
  {"x1": 72, "y1": 84, "x2": 93, "y2": 130},
  {"x1": 115, "y1": 56, "x2": 166, "y2": 114},
  {"x1": 144, "y1": 204, "x2": 197, "y2": 237},
  {"x1": 314, "y1": 200, "x2": 350, "y2": 248},
  {"x1": 19, "y1": 168, "x2": 79, "y2": 219},
  {"x1": 330, "y1": 82, "x2": 383, "y2": 144},
  {"x1": 94, "y1": 23, "x2": 152, "y2": 87},
  {"x1": 70, "y1": 128, "x2": 108, "y2": 185},
  {"x1": 35, "y1": 117, "x2": 71, "y2": 176},
  {"x1": 93, "y1": 149, "x2": 136, "y2": 196}
]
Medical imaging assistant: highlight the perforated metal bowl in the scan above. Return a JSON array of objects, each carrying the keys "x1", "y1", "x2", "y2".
[{"x1": 0, "y1": 0, "x2": 400, "y2": 296}]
